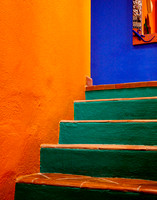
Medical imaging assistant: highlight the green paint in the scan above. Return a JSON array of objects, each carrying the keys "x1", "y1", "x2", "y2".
[
  {"x1": 40, "y1": 148, "x2": 157, "y2": 181},
  {"x1": 15, "y1": 183, "x2": 157, "y2": 200},
  {"x1": 85, "y1": 87, "x2": 157, "y2": 100},
  {"x1": 15, "y1": 86, "x2": 157, "y2": 199},
  {"x1": 74, "y1": 99, "x2": 157, "y2": 120},
  {"x1": 59, "y1": 122, "x2": 157, "y2": 145}
]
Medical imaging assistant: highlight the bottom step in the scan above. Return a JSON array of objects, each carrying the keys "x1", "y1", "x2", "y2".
[{"x1": 15, "y1": 173, "x2": 157, "y2": 200}]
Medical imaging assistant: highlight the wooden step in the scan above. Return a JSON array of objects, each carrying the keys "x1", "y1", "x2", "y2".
[
  {"x1": 85, "y1": 81, "x2": 157, "y2": 100},
  {"x1": 15, "y1": 173, "x2": 157, "y2": 199},
  {"x1": 59, "y1": 120, "x2": 157, "y2": 145},
  {"x1": 40, "y1": 144, "x2": 157, "y2": 181},
  {"x1": 74, "y1": 97, "x2": 157, "y2": 120}
]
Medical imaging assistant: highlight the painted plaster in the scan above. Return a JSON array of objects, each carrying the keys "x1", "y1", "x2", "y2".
[
  {"x1": 40, "y1": 148, "x2": 157, "y2": 180},
  {"x1": 0, "y1": 1, "x2": 90, "y2": 199},
  {"x1": 59, "y1": 121, "x2": 157, "y2": 145},
  {"x1": 74, "y1": 98, "x2": 157, "y2": 120},
  {"x1": 15, "y1": 183, "x2": 157, "y2": 200},
  {"x1": 91, "y1": 0, "x2": 157, "y2": 85},
  {"x1": 85, "y1": 87, "x2": 157, "y2": 100},
  {"x1": 14, "y1": 83, "x2": 157, "y2": 198}
]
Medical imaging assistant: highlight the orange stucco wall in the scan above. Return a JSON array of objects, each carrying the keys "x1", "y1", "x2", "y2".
[
  {"x1": 142, "y1": 0, "x2": 157, "y2": 34},
  {"x1": 0, "y1": 1, "x2": 90, "y2": 199}
]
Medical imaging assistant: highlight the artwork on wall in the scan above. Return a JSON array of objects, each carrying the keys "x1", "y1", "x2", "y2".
[
  {"x1": 133, "y1": 0, "x2": 142, "y2": 30},
  {"x1": 133, "y1": 0, "x2": 157, "y2": 45}
]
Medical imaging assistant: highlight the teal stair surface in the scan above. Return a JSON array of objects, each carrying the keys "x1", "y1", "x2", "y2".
[
  {"x1": 59, "y1": 120, "x2": 157, "y2": 145},
  {"x1": 15, "y1": 183, "x2": 157, "y2": 200},
  {"x1": 40, "y1": 146, "x2": 157, "y2": 181},
  {"x1": 85, "y1": 87, "x2": 157, "y2": 100},
  {"x1": 74, "y1": 98, "x2": 157, "y2": 120},
  {"x1": 14, "y1": 82, "x2": 157, "y2": 200}
]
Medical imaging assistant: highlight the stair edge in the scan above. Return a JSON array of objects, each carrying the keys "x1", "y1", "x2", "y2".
[
  {"x1": 40, "y1": 144, "x2": 157, "y2": 151},
  {"x1": 86, "y1": 81, "x2": 157, "y2": 91},
  {"x1": 60, "y1": 120, "x2": 157, "y2": 123},
  {"x1": 74, "y1": 96, "x2": 157, "y2": 103},
  {"x1": 16, "y1": 173, "x2": 157, "y2": 195}
]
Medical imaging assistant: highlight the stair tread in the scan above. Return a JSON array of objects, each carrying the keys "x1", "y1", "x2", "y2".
[
  {"x1": 60, "y1": 120, "x2": 157, "y2": 123},
  {"x1": 16, "y1": 173, "x2": 157, "y2": 195},
  {"x1": 41, "y1": 144, "x2": 157, "y2": 151},
  {"x1": 75, "y1": 96, "x2": 157, "y2": 103},
  {"x1": 86, "y1": 81, "x2": 157, "y2": 91}
]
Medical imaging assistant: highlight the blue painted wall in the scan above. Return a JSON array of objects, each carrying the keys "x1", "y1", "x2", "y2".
[{"x1": 91, "y1": 0, "x2": 157, "y2": 85}]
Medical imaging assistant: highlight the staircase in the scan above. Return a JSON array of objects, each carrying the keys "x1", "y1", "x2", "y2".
[{"x1": 14, "y1": 81, "x2": 157, "y2": 200}]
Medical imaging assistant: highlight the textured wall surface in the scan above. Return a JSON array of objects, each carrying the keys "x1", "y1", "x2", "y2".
[
  {"x1": 91, "y1": 0, "x2": 157, "y2": 85},
  {"x1": 0, "y1": 1, "x2": 90, "y2": 199}
]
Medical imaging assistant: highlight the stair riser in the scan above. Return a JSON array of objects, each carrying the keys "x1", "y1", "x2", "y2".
[
  {"x1": 74, "y1": 99, "x2": 157, "y2": 120},
  {"x1": 85, "y1": 87, "x2": 157, "y2": 100},
  {"x1": 59, "y1": 122, "x2": 157, "y2": 145},
  {"x1": 15, "y1": 183, "x2": 157, "y2": 200},
  {"x1": 40, "y1": 148, "x2": 157, "y2": 181}
]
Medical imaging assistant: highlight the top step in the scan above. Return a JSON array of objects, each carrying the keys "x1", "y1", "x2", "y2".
[{"x1": 85, "y1": 81, "x2": 157, "y2": 100}]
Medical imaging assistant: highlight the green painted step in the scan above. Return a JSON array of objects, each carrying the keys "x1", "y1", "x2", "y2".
[
  {"x1": 15, "y1": 173, "x2": 157, "y2": 200},
  {"x1": 15, "y1": 183, "x2": 157, "y2": 200},
  {"x1": 74, "y1": 97, "x2": 157, "y2": 120},
  {"x1": 16, "y1": 184, "x2": 156, "y2": 200},
  {"x1": 59, "y1": 120, "x2": 157, "y2": 145},
  {"x1": 85, "y1": 87, "x2": 157, "y2": 100},
  {"x1": 40, "y1": 145, "x2": 157, "y2": 181}
]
